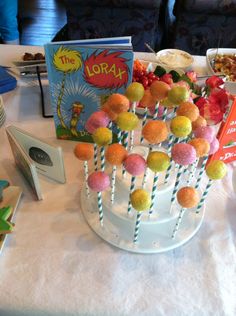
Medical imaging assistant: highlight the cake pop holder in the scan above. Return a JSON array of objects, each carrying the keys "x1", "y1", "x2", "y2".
[{"x1": 80, "y1": 166, "x2": 205, "y2": 254}]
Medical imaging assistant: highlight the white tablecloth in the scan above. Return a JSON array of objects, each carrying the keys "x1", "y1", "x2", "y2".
[{"x1": 0, "y1": 45, "x2": 236, "y2": 316}]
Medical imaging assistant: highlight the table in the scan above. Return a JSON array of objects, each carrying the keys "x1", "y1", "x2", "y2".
[{"x1": 0, "y1": 45, "x2": 236, "y2": 316}]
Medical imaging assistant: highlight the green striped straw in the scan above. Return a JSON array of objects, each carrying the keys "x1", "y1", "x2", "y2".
[
  {"x1": 170, "y1": 164, "x2": 184, "y2": 206},
  {"x1": 142, "y1": 145, "x2": 152, "y2": 188},
  {"x1": 195, "y1": 156, "x2": 208, "y2": 189},
  {"x1": 100, "y1": 146, "x2": 105, "y2": 171},
  {"x1": 84, "y1": 161, "x2": 90, "y2": 198},
  {"x1": 122, "y1": 131, "x2": 129, "y2": 178},
  {"x1": 131, "y1": 101, "x2": 137, "y2": 113},
  {"x1": 153, "y1": 101, "x2": 159, "y2": 120},
  {"x1": 117, "y1": 128, "x2": 122, "y2": 144},
  {"x1": 97, "y1": 191, "x2": 104, "y2": 226},
  {"x1": 94, "y1": 143, "x2": 98, "y2": 171},
  {"x1": 196, "y1": 179, "x2": 213, "y2": 214},
  {"x1": 140, "y1": 107, "x2": 148, "y2": 144},
  {"x1": 162, "y1": 108, "x2": 168, "y2": 121},
  {"x1": 164, "y1": 137, "x2": 179, "y2": 184},
  {"x1": 133, "y1": 212, "x2": 142, "y2": 243},
  {"x1": 187, "y1": 158, "x2": 199, "y2": 185},
  {"x1": 149, "y1": 172, "x2": 159, "y2": 215},
  {"x1": 171, "y1": 207, "x2": 186, "y2": 239},
  {"x1": 111, "y1": 165, "x2": 117, "y2": 204},
  {"x1": 129, "y1": 130, "x2": 134, "y2": 151},
  {"x1": 127, "y1": 176, "x2": 136, "y2": 214}
]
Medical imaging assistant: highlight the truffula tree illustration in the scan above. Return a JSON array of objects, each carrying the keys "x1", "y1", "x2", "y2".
[{"x1": 53, "y1": 47, "x2": 82, "y2": 129}]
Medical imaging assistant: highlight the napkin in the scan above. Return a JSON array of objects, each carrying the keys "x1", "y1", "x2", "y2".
[{"x1": 0, "y1": 66, "x2": 17, "y2": 94}]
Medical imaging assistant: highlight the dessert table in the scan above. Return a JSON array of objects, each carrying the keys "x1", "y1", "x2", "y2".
[{"x1": 0, "y1": 45, "x2": 236, "y2": 316}]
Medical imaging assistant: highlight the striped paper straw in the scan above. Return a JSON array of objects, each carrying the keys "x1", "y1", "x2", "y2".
[
  {"x1": 100, "y1": 146, "x2": 105, "y2": 171},
  {"x1": 129, "y1": 130, "x2": 134, "y2": 151},
  {"x1": 164, "y1": 137, "x2": 179, "y2": 184},
  {"x1": 140, "y1": 107, "x2": 148, "y2": 144},
  {"x1": 127, "y1": 176, "x2": 136, "y2": 214},
  {"x1": 133, "y1": 212, "x2": 142, "y2": 243},
  {"x1": 142, "y1": 145, "x2": 153, "y2": 187},
  {"x1": 162, "y1": 108, "x2": 168, "y2": 121},
  {"x1": 117, "y1": 128, "x2": 122, "y2": 144},
  {"x1": 108, "y1": 121, "x2": 113, "y2": 129},
  {"x1": 170, "y1": 164, "x2": 184, "y2": 206},
  {"x1": 97, "y1": 191, "x2": 104, "y2": 226},
  {"x1": 195, "y1": 156, "x2": 208, "y2": 189},
  {"x1": 84, "y1": 161, "x2": 90, "y2": 198},
  {"x1": 153, "y1": 102, "x2": 159, "y2": 120},
  {"x1": 196, "y1": 179, "x2": 213, "y2": 214},
  {"x1": 187, "y1": 158, "x2": 199, "y2": 185},
  {"x1": 149, "y1": 172, "x2": 159, "y2": 215},
  {"x1": 131, "y1": 101, "x2": 137, "y2": 113},
  {"x1": 111, "y1": 165, "x2": 117, "y2": 204},
  {"x1": 123, "y1": 131, "x2": 129, "y2": 150},
  {"x1": 94, "y1": 143, "x2": 98, "y2": 171},
  {"x1": 171, "y1": 207, "x2": 186, "y2": 239}
]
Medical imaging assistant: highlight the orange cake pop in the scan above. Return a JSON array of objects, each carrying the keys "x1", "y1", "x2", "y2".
[
  {"x1": 176, "y1": 101, "x2": 199, "y2": 122},
  {"x1": 139, "y1": 89, "x2": 156, "y2": 109},
  {"x1": 150, "y1": 80, "x2": 170, "y2": 101},
  {"x1": 74, "y1": 143, "x2": 94, "y2": 161},
  {"x1": 192, "y1": 116, "x2": 207, "y2": 131},
  {"x1": 177, "y1": 186, "x2": 199, "y2": 208},
  {"x1": 188, "y1": 138, "x2": 210, "y2": 157},
  {"x1": 105, "y1": 143, "x2": 128, "y2": 166},
  {"x1": 101, "y1": 102, "x2": 118, "y2": 121},
  {"x1": 106, "y1": 93, "x2": 130, "y2": 114},
  {"x1": 142, "y1": 120, "x2": 168, "y2": 144}
]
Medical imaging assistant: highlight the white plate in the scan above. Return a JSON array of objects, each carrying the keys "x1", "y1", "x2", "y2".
[
  {"x1": 156, "y1": 49, "x2": 194, "y2": 70},
  {"x1": 206, "y1": 48, "x2": 236, "y2": 94}
]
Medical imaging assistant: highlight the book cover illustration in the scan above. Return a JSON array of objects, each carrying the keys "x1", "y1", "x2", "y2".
[{"x1": 44, "y1": 38, "x2": 133, "y2": 142}]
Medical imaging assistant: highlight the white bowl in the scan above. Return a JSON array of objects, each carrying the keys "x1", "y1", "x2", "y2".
[
  {"x1": 206, "y1": 48, "x2": 236, "y2": 95},
  {"x1": 155, "y1": 49, "x2": 194, "y2": 70}
]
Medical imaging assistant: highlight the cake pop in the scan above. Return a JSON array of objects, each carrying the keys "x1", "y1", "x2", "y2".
[
  {"x1": 93, "y1": 127, "x2": 112, "y2": 171},
  {"x1": 188, "y1": 138, "x2": 210, "y2": 158},
  {"x1": 176, "y1": 101, "x2": 199, "y2": 122},
  {"x1": 171, "y1": 143, "x2": 197, "y2": 166},
  {"x1": 168, "y1": 86, "x2": 189, "y2": 105},
  {"x1": 130, "y1": 189, "x2": 151, "y2": 243},
  {"x1": 106, "y1": 93, "x2": 130, "y2": 114},
  {"x1": 194, "y1": 126, "x2": 215, "y2": 143},
  {"x1": 101, "y1": 102, "x2": 118, "y2": 121},
  {"x1": 125, "y1": 82, "x2": 145, "y2": 103},
  {"x1": 116, "y1": 112, "x2": 139, "y2": 132},
  {"x1": 85, "y1": 111, "x2": 110, "y2": 134},
  {"x1": 209, "y1": 137, "x2": 220, "y2": 155},
  {"x1": 170, "y1": 116, "x2": 192, "y2": 138},
  {"x1": 87, "y1": 171, "x2": 110, "y2": 226},
  {"x1": 192, "y1": 116, "x2": 207, "y2": 131},
  {"x1": 149, "y1": 80, "x2": 170, "y2": 101},
  {"x1": 142, "y1": 120, "x2": 168, "y2": 145}
]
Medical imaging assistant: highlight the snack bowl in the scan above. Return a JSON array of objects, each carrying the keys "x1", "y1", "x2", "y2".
[{"x1": 155, "y1": 49, "x2": 194, "y2": 71}]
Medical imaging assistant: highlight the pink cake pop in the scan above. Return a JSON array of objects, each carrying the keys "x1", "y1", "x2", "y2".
[
  {"x1": 209, "y1": 137, "x2": 220, "y2": 155},
  {"x1": 85, "y1": 111, "x2": 110, "y2": 134},
  {"x1": 124, "y1": 154, "x2": 146, "y2": 176},
  {"x1": 88, "y1": 171, "x2": 110, "y2": 192},
  {"x1": 193, "y1": 126, "x2": 215, "y2": 144},
  {"x1": 171, "y1": 143, "x2": 197, "y2": 166}
]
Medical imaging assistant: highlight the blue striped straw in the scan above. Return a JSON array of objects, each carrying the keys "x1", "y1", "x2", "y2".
[
  {"x1": 164, "y1": 136, "x2": 179, "y2": 184},
  {"x1": 187, "y1": 158, "x2": 199, "y2": 185},
  {"x1": 111, "y1": 165, "x2": 117, "y2": 204},
  {"x1": 84, "y1": 161, "x2": 90, "y2": 198},
  {"x1": 123, "y1": 131, "x2": 129, "y2": 150},
  {"x1": 170, "y1": 164, "x2": 184, "y2": 206},
  {"x1": 162, "y1": 108, "x2": 168, "y2": 121},
  {"x1": 149, "y1": 172, "x2": 159, "y2": 215},
  {"x1": 131, "y1": 101, "x2": 137, "y2": 113},
  {"x1": 171, "y1": 207, "x2": 186, "y2": 239},
  {"x1": 97, "y1": 191, "x2": 104, "y2": 226},
  {"x1": 153, "y1": 102, "x2": 159, "y2": 120},
  {"x1": 94, "y1": 143, "x2": 98, "y2": 171},
  {"x1": 108, "y1": 121, "x2": 113, "y2": 129},
  {"x1": 142, "y1": 145, "x2": 153, "y2": 187},
  {"x1": 133, "y1": 212, "x2": 142, "y2": 243},
  {"x1": 195, "y1": 156, "x2": 208, "y2": 189},
  {"x1": 140, "y1": 107, "x2": 148, "y2": 144},
  {"x1": 100, "y1": 146, "x2": 105, "y2": 171},
  {"x1": 196, "y1": 179, "x2": 213, "y2": 214},
  {"x1": 129, "y1": 130, "x2": 134, "y2": 151},
  {"x1": 117, "y1": 128, "x2": 122, "y2": 144},
  {"x1": 127, "y1": 176, "x2": 136, "y2": 214}
]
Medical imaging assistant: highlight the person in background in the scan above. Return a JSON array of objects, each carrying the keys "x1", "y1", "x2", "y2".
[{"x1": 0, "y1": 0, "x2": 19, "y2": 44}]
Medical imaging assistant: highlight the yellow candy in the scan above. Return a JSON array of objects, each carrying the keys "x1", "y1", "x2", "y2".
[
  {"x1": 170, "y1": 116, "x2": 192, "y2": 137},
  {"x1": 147, "y1": 151, "x2": 170, "y2": 173},
  {"x1": 206, "y1": 160, "x2": 227, "y2": 180},
  {"x1": 92, "y1": 127, "x2": 112, "y2": 146},
  {"x1": 116, "y1": 112, "x2": 139, "y2": 131},
  {"x1": 131, "y1": 189, "x2": 151, "y2": 212},
  {"x1": 125, "y1": 82, "x2": 145, "y2": 102}
]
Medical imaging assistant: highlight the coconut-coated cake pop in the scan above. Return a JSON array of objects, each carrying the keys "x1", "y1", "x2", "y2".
[
  {"x1": 147, "y1": 151, "x2": 170, "y2": 173},
  {"x1": 124, "y1": 154, "x2": 146, "y2": 176},
  {"x1": 125, "y1": 82, "x2": 145, "y2": 102},
  {"x1": 176, "y1": 101, "x2": 199, "y2": 122},
  {"x1": 206, "y1": 160, "x2": 227, "y2": 180},
  {"x1": 209, "y1": 137, "x2": 220, "y2": 155},
  {"x1": 188, "y1": 138, "x2": 210, "y2": 157},
  {"x1": 192, "y1": 116, "x2": 207, "y2": 131},
  {"x1": 142, "y1": 120, "x2": 168, "y2": 144},
  {"x1": 85, "y1": 111, "x2": 110, "y2": 134},
  {"x1": 194, "y1": 126, "x2": 215, "y2": 143},
  {"x1": 177, "y1": 187, "x2": 199, "y2": 208},
  {"x1": 168, "y1": 86, "x2": 189, "y2": 105},
  {"x1": 170, "y1": 116, "x2": 192, "y2": 138},
  {"x1": 116, "y1": 112, "x2": 139, "y2": 131},
  {"x1": 74, "y1": 143, "x2": 94, "y2": 161},
  {"x1": 88, "y1": 171, "x2": 110, "y2": 192},
  {"x1": 106, "y1": 93, "x2": 130, "y2": 114},
  {"x1": 171, "y1": 143, "x2": 197, "y2": 165},
  {"x1": 149, "y1": 80, "x2": 170, "y2": 101},
  {"x1": 130, "y1": 189, "x2": 151, "y2": 211},
  {"x1": 92, "y1": 127, "x2": 112, "y2": 146},
  {"x1": 105, "y1": 143, "x2": 128, "y2": 166}
]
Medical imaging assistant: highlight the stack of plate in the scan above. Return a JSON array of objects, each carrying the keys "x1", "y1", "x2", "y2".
[{"x1": 0, "y1": 96, "x2": 6, "y2": 127}]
